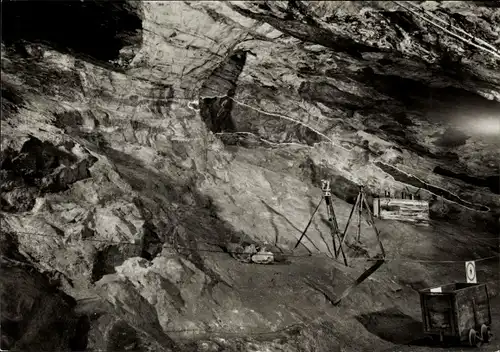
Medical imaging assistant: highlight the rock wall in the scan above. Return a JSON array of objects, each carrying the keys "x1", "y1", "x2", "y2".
[{"x1": 1, "y1": 1, "x2": 499, "y2": 351}]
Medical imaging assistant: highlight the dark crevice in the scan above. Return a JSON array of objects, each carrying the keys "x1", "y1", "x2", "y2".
[
  {"x1": 140, "y1": 221, "x2": 163, "y2": 261},
  {"x1": 382, "y1": 11, "x2": 419, "y2": 34},
  {"x1": 69, "y1": 316, "x2": 90, "y2": 352},
  {"x1": 200, "y1": 96, "x2": 237, "y2": 134},
  {"x1": 299, "y1": 81, "x2": 368, "y2": 110},
  {"x1": 90, "y1": 246, "x2": 124, "y2": 283},
  {"x1": 294, "y1": 124, "x2": 323, "y2": 146},
  {"x1": 199, "y1": 51, "x2": 247, "y2": 134},
  {"x1": 378, "y1": 124, "x2": 407, "y2": 138},
  {"x1": 473, "y1": 1, "x2": 500, "y2": 8},
  {"x1": 1, "y1": 82, "x2": 25, "y2": 119},
  {"x1": 106, "y1": 320, "x2": 144, "y2": 352},
  {"x1": 1, "y1": 137, "x2": 97, "y2": 212},
  {"x1": 287, "y1": 0, "x2": 320, "y2": 27},
  {"x1": 2, "y1": 1, "x2": 142, "y2": 65},
  {"x1": 356, "y1": 307, "x2": 424, "y2": 345},
  {"x1": 433, "y1": 166, "x2": 499, "y2": 195},
  {"x1": 393, "y1": 112, "x2": 414, "y2": 126}
]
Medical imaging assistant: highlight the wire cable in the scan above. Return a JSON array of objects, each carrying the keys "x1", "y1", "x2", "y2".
[
  {"x1": 393, "y1": 1, "x2": 500, "y2": 60},
  {"x1": 7, "y1": 229, "x2": 500, "y2": 264},
  {"x1": 403, "y1": 0, "x2": 500, "y2": 56}
]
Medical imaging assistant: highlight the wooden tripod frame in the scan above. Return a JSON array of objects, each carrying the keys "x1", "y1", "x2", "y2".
[
  {"x1": 293, "y1": 180, "x2": 348, "y2": 266},
  {"x1": 336, "y1": 186, "x2": 386, "y2": 259}
]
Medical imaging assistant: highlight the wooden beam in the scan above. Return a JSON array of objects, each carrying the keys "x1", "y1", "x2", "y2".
[{"x1": 374, "y1": 198, "x2": 430, "y2": 224}]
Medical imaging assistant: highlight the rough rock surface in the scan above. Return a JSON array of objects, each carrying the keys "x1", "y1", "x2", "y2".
[
  {"x1": 1, "y1": 1, "x2": 499, "y2": 351},
  {"x1": 0, "y1": 232, "x2": 79, "y2": 351}
]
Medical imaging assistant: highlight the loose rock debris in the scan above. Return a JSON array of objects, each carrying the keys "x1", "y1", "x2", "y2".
[{"x1": 226, "y1": 242, "x2": 275, "y2": 264}]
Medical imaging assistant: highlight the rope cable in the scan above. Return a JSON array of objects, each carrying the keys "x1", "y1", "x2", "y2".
[{"x1": 6, "y1": 229, "x2": 499, "y2": 264}]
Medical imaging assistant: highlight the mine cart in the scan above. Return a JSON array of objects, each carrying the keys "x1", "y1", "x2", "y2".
[{"x1": 419, "y1": 283, "x2": 493, "y2": 347}]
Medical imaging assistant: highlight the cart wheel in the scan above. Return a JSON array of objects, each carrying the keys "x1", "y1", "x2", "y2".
[
  {"x1": 469, "y1": 329, "x2": 482, "y2": 347},
  {"x1": 481, "y1": 324, "x2": 492, "y2": 343}
]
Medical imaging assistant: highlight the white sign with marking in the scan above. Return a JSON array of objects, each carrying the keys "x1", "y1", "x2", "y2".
[
  {"x1": 466, "y1": 261, "x2": 477, "y2": 283},
  {"x1": 430, "y1": 287, "x2": 442, "y2": 293}
]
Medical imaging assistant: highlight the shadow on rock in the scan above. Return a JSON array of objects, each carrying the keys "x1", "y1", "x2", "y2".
[
  {"x1": 355, "y1": 307, "x2": 424, "y2": 345},
  {"x1": 106, "y1": 320, "x2": 144, "y2": 352},
  {"x1": 100, "y1": 145, "x2": 250, "y2": 281},
  {"x1": 0, "y1": 136, "x2": 97, "y2": 212},
  {"x1": 0, "y1": 232, "x2": 79, "y2": 351}
]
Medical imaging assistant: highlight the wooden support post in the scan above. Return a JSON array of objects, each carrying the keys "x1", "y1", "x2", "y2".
[
  {"x1": 357, "y1": 192, "x2": 363, "y2": 242},
  {"x1": 337, "y1": 193, "x2": 360, "y2": 257},
  {"x1": 325, "y1": 196, "x2": 338, "y2": 258},
  {"x1": 373, "y1": 196, "x2": 380, "y2": 218},
  {"x1": 323, "y1": 200, "x2": 336, "y2": 259},
  {"x1": 362, "y1": 193, "x2": 386, "y2": 258},
  {"x1": 293, "y1": 197, "x2": 323, "y2": 250},
  {"x1": 333, "y1": 259, "x2": 385, "y2": 305},
  {"x1": 329, "y1": 202, "x2": 348, "y2": 266}
]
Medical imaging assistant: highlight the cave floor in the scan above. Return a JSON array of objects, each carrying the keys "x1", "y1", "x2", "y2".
[
  {"x1": 76, "y1": 218, "x2": 499, "y2": 351},
  {"x1": 193, "y1": 218, "x2": 499, "y2": 351},
  {"x1": 381, "y1": 295, "x2": 500, "y2": 352}
]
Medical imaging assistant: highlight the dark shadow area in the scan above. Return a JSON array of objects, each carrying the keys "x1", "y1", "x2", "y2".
[
  {"x1": 298, "y1": 156, "x2": 360, "y2": 204},
  {"x1": 433, "y1": 166, "x2": 499, "y2": 195},
  {"x1": 393, "y1": 111, "x2": 414, "y2": 126},
  {"x1": 356, "y1": 307, "x2": 424, "y2": 345},
  {"x1": 433, "y1": 127, "x2": 470, "y2": 148},
  {"x1": 473, "y1": 1, "x2": 500, "y2": 7},
  {"x1": 2, "y1": 1, "x2": 142, "y2": 64},
  {"x1": 106, "y1": 320, "x2": 144, "y2": 352},
  {"x1": 1, "y1": 82, "x2": 25, "y2": 120},
  {"x1": 199, "y1": 51, "x2": 247, "y2": 134},
  {"x1": 140, "y1": 220, "x2": 164, "y2": 261},
  {"x1": 54, "y1": 110, "x2": 85, "y2": 132},
  {"x1": 0, "y1": 136, "x2": 97, "y2": 212},
  {"x1": 382, "y1": 10, "x2": 419, "y2": 34},
  {"x1": 158, "y1": 277, "x2": 185, "y2": 312},
  {"x1": 97, "y1": 145, "x2": 249, "y2": 292},
  {"x1": 378, "y1": 124, "x2": 407, "y2": 138},
  {"x1": 298, "y1": 81, "x2": 368, "y2": 111},
  {"x1": 69, "y1": 315, "x2": 90, "y2": 352},
  {"x1": 1, "y1": 50, "x2": 86, "y2": 99},
  {"x1": 360, "y1": 71, "x2": 500, "y2": 122},
  {"x1": 200, "y1": 96, "x2": 237, "y2": 133},
  {"x1": 0, "y1": 232, "x2": 79, "y2": 351},
  {"x1": 294, "y1": 124, "x2": 324, "y2": 146},
  {"x1": 91, "y1": 246, "x2": 124, "y2": 283}
]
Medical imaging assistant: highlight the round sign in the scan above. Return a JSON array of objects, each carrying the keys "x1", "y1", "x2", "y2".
[{"x1": 466, "y1": 262, "x2": 476, "y2": 282}]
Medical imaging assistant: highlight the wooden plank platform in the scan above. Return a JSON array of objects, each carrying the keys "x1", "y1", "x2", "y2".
[{"x1": 373, "y1": 198, "x2": 429, "y2": 225}]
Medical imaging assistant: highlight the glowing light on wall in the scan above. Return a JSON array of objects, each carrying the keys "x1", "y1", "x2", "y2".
[{"x1": 462, "y1": 116, "x2": 500, "y2": 137}]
